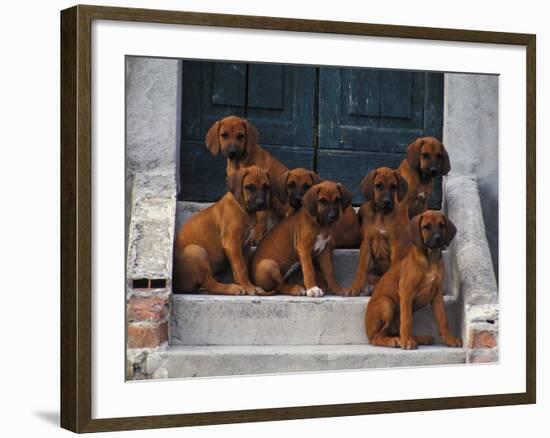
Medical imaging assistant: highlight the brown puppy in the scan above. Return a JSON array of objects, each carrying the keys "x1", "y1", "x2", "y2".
[
  {"x1": 174, "y1": 166, "x2": 271, "y2": 295},
  {"x1": 365, "y1": 211, "x2": 462, "y2": 350},
  {"x1": 346, "y1": 167, "x2": 409, "y2": 296},
  {"x1": 205, "y1": 115, "x2": 288, "y2": 179},
  {"x1": 397, "y1": 137, "x2": 450, "y2": 218},
  {"x1": 275, "y1": 168, "x2": 361, "y2": 248},
  {"x1": 273, "y1": 168, "x2": 322, "y2": 217},
  {"x1": 205, "y1": 115, "x2": 288, "y2": 244},
  {"x1": 251, "y1": 181, "x2": 352, "y2": 297}
]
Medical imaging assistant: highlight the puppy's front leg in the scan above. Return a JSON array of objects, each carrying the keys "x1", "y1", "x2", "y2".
[
  {"x1": 252, "y1": 211, "x2": 269, "y2": 245},
  {"x1": 223, "y1": 236, "x2": 264, "y2": 295},
  {"x1": 297, "y1": 244, "x2": 323, "y2": 297},
  {"x1": 317, "y1": 245, "x2": 344, "y2": 295},
  {"x1": 347, "y1": 237, "x2": 372, "y2": 296},
  {"x1": 398, "y1": 288, "x2": 417, "y2": 350},
  {"x1": 432, "y1": 292, "x2": 463, "y2": 347}
]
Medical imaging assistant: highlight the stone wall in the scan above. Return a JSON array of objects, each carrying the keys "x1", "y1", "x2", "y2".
[
  {"x1": 125, "y1": 57, "x2": 181, "y2": 374},
  {"x1": 443, "y1": 73, "x2": 499, "y2": 276},
  {"x1": 444, "y1": 175, "x2": 499, "y2": 363}
]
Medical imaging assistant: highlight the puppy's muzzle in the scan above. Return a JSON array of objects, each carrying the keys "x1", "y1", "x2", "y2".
[
  {"x1": 326, "y1": 211, "x2": 339, "y2": 224},
  {"x1": 426, "y1": 233, "x2": 444, "y2": 249},
  {"x1": 377, "y1": 193, "x2": 394, "y2": 212},
  {"x1": 252, "y1": 196, "x2": 269, "y2": 211},
  {"x1": 226, "y1": 145, "x2": 242, "y2": 159},
  {"x1": 382, "y1": 196, "x2": 393, "y2": 212},
  {"x1": 290, "y1": 196, "x2": 302, "y2": 208}
]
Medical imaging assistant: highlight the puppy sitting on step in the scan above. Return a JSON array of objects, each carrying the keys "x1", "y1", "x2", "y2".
[
  {"x1": 397, "y1": 137, "x2": 450, "y2": 218},
  {"x1": 205, "y1": 115, "x2": 288, "y2": 244},
  {"x1": 174, "y1": 166, "x2": 271, "y2": 295},
  {"x1": 346, "y1": 167, "x2": 409, "y2": 295},
  {"x1": 272, "y1": 168, "x2": 322, "y2": 218},
  {"x1": 275, "y1": 168, "x2": 361, "y2": 248},
  {"x1": 251, "y1": 181, "x2": 352, "y2": 297},
  {"x1": 365, "y1": 211, "x2": 462, "y2": 349}
]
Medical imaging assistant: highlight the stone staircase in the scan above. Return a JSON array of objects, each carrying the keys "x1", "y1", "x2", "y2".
[
  {"x1": 128, "y1": 177, "x2": 499, "y2": 381},
  {"x1": 170, "y1": 250, "x2": 456, "y2": 347},
  {"x1": 157, "y1": 201, "x2": 467, "y2": 378}
]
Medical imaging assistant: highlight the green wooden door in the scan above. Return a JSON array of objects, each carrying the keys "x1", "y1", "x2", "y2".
[
  {"x1": 179, "y1": 61, "x2": 315, "y2": 201},
  {"x1": 317, "y1": 68, "x2": 444, "y2": 206},
  {"x1": 179, "y1": 61, "x2": 444, "y2": 207}
]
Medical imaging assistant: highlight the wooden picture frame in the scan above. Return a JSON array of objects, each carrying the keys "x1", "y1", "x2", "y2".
[{"x1": 60, "y1": 4, "x2": 536, "y2": 433}]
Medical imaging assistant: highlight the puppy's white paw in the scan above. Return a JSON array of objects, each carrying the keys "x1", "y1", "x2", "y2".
[{"x1": 306, "y1": 287, "x2": 324, "y2": 298}]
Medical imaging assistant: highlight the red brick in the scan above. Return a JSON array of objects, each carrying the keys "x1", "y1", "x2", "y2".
[
  {"x1": 127, "y1": 322, "x2": 168, "y2": 348},
  {"x1": 469, "y1": 329, "x2": 497, "y2": 349},
  {"x1": 128, "y1": 296, "x2": 169, "y2": 322}
]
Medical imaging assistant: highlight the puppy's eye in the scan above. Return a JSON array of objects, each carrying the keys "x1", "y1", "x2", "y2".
[
  {"x1": 263, "y1": 184, "x2": 270, "y2": 191},
  {"x1": 245, "y1": 184, "x2": 255, "y2": 192},
  {"x1": 236, "y1": 133, "x2": 245, "y2": 140},
  {"x1": 389, "y1": 183, "x2": 397, "y2": 190},
  {"x1": 221, "y1": 132, "x2": 229, "y2": 139},
  {"x1": 422, "y1": 223, "x2": 432, "y2": 230},
  {"x1": 421, "y1": 152, "x2": 430, "y2": 159},
  {"x1": 288, "y1": 181, "x2": 296, "y2": 189},
  {"x1": 436, "y1": 153, "x2": 443, "y2": 159},
  {"x1": 318, "y1": 198, "x2": 327, "y2": 205},
  {"x1": 334, "y1": 197, "x2": 341, "y2": 204},
  {"x1": 374, "y1": 182, "x2": 384, "y2": 190},
  {"x1": 439, "y1": 222, "x2": 446, "y2": 228},
  {"x1": 303, "y1": 184, "x2": 311, "y2": 191}
]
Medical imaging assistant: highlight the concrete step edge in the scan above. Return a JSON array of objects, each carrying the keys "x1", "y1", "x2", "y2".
[
  {"x1": 149, "y1": 344, "x2": 467, "y2": 378},
  {"x1": 171, "y1": 294, "x2": 458, "y2": 304}
]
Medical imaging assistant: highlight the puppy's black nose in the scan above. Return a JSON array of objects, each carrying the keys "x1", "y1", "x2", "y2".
[
  {"x1": 290, "y1": 197, "x2": 302, "y2": 208},
  {"x1": 255, "y1": 200, "x2": 266, "y2": 210},
  {"x1": 430, "y1": 167, "x2": 439, "y2": 176},
  {"x1": 434, "y1": 235, "x2": 442, "y2": 245},
  {"x1": 327, "y1": 212, "x2": 338, "y2": 223},
  {"x1": 383, "y1": 198, "x2": 392, "y2": 207},
  {"x1": 228, "y1": 150, "x2": 239, "y2": 159}
]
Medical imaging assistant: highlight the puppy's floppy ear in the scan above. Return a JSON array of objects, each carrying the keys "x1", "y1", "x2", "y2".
[
  {"x1": 406, "y1": 138, "x2": 423, "y2": 169},
  {"x1": 205, "y1": 120, "x2": 221, "y2": 156},
  {"x1": 359, "y1": 170, "x2": 377, "y2": 202},
  {"x1": 302, "y1": 185, "x2": 320, "y2": 217},
  {"x1": 394, "y1": 171, "x2": 409, "y2": 202},
  {"x1": 337, "y1": 183, "x2": 353, "y2": 211},
  {"x1": 444, "y1": 215, "x2": 457, "y2": 245},
  {"x1": 310, "y1": 171, "x2": 324, "y2": 185},
  {"x1": 226, "y1": 168, "x2": 247, "y2": 202},
  {"x1": 409, "y1": 214, "x2": 425, "y2": 249},
  {"x1": 242, "y1": 119, "x2": 259, "y2": 152},
  {"x1": 274, "y1": 170, "x2": 290, "y2": 204},
  {"x1": 440, "y1": 144, "x2": 451, "y2": 175}
]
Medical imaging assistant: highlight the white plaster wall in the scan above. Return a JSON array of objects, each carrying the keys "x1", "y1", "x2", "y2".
[
  {"x1": 125, "y1": 57, "x2": 181, "y2": 174},
  {"x1": 125, "y1": 57, "x2": 181, "y2": 286},
  {"x1": 443, "y1": 73, "x2": 499, "y2": 276}
]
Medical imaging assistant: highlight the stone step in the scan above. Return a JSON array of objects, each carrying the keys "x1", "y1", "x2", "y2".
[
  {"x1": 170, "y1": 294, "x2": 458, "y2": 346},
  {"x1": 149, "y1": 344, "x2": 467, "y2": 378}
]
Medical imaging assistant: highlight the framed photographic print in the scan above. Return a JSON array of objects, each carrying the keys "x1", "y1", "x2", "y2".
[{"x1": 60, "y1": 4, "x2": 536, "y2": 433}]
